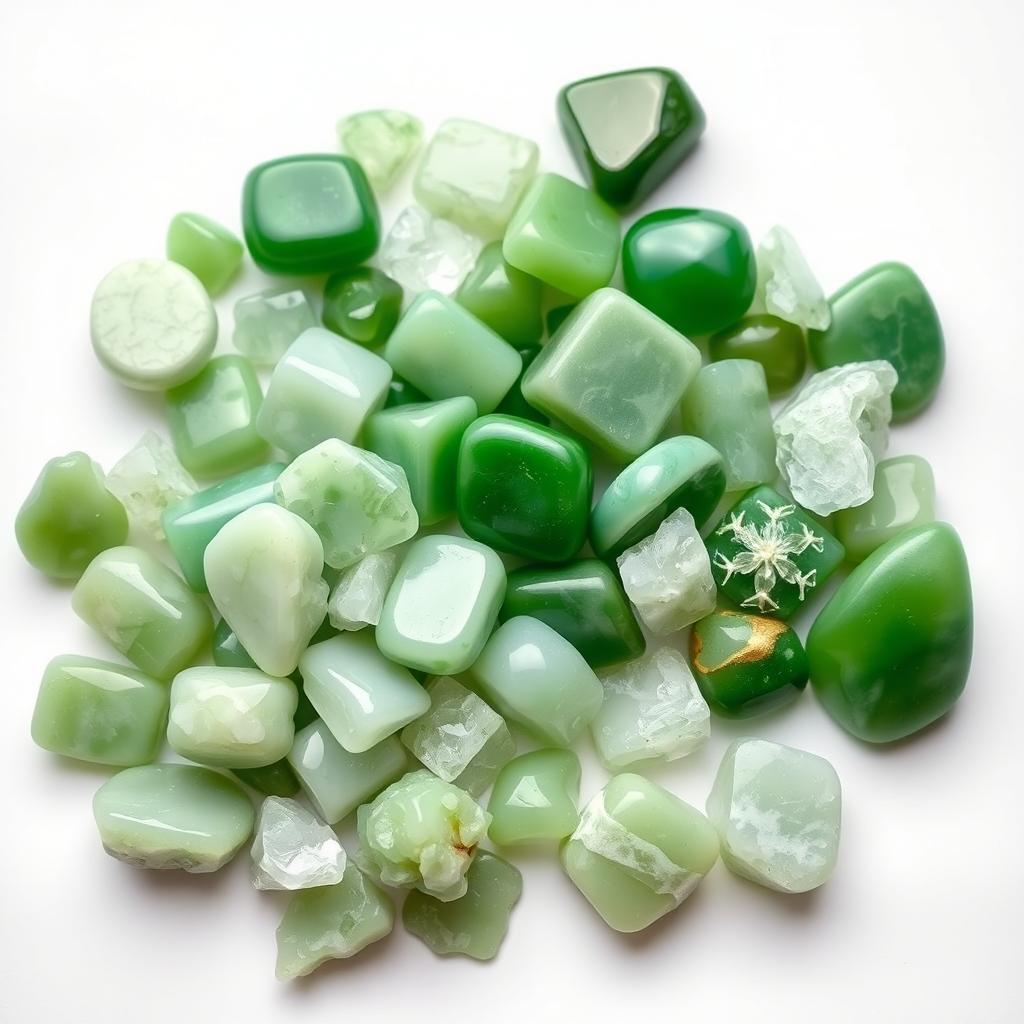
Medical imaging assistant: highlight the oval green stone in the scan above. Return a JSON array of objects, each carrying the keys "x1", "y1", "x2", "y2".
[
  {"x1": 322, "y1": 267, "x2": 402, "y2": 346},
  {"x1": 708, "y1": 314, "x2": 807, "y2": 397}
]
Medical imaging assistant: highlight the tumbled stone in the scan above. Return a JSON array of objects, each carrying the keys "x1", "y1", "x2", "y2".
[
  {"x1": 755, "y1": 225, "x2": 830, "y2": 331},
  {"x1": 378, "y1": 205, "x2": 482, "y2": 295},
  {"x1": 166, "y1": 211, "x2": 243, "y2": 295},
  {"x1": 487, "y1": 748, "x2": 581, "y2": 845},
  {"x1": 456, "y1": 240, "x2": 544, "y2": 346},
  {"x1": 322, "y1": 267, "x2": 403, "y2": 347},
  {"x1": 327, "y1": 550, "x2": 402, "y2": 631},
  {"x1": 708, "y1": 314, "x2": 807, "y2": 397},
  {"x1": 232, "y1": 288, "x2": 317, "y2": 366},
  {"x1": 251, "y1": 796, "x2": 346, "y2": 891},
  {"x1": 337, "y1": 109, "x2": 422, "y2": 192}
]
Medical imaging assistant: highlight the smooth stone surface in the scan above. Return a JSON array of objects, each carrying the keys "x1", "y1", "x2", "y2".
[
  {"x1": 807, "y1": 522, "x2": 972, "y2": 743},
  {"x1": 707, "y1": 738, "x2": 841, "y2": 893},
  {"x1": 327, "y1": 550, "x2": 402, "y2": 631},
  {"x1": 488, "y1": 748, "x2": 581, "y2": 845},
  {"x1": 378, "y1": 205, "x2": 482, "y2": 296},
  {"x1": 456, "y1": 240, "x2": 544, "y2": 346},
  {"x1": 546, "y1": 304, "x2": 576, "y2": 336},
  {"x1": 166, "y1": 211, "x2": 243, "y2": 295},
  {"x1": 251, "y1": 796, "x2": 346, "y2": 891},
  {"x1": 322, "y1": 267, "x2": 402, "y2": 347},
  {"x1": 233, "y1": 287, "x2": 317, "y2": 367},
  {"x1": 754, "y1": 226, "x2": 830, "y2": 331},
  {"x1": 708, "y1": 314, "x2": 807, "y2": 397},
  {"x1": 93, "y1": 764, "x2": 254, "y2": 872},
  {"x1": 337, "y1": 109, "x2": 422, "y2": 192}
]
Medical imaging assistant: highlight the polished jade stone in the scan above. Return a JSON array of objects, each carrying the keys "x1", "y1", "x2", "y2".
[
  {"x1": 166, "y1": 212, "x2": 243, "y2": 295},
  {"x1": 377, "y1": 535, "x2": 506, "y2": 675},
  {"x1": 384, "y1": 375, "x2": 428, "y2": 408},
  {"x1": 337, "y1": 109, "x2": 422, "y2": 192},
  {"x1": 289, "y1": 719, "x2": 406, "y2": 823},
  {"x1": 558, "y1": 67, "x2": 705, "y2": 209},
  {"x1": 72, "y1": 546, "x2": 212, "y2": 679},
  {"x1": 560, "y1": 773, "x2": 719, "y2": 933},
  {"x1": 93, "y1": 764, "x2": 254, "y2": 872},
  {"x1": 495, "y1": 344, "x2": 546, "y2": 424},
  {"x1": 501, "y1": 559, "x2": 645, "y2": 669},
  {"x1": 383, "y1": 291, "x2": 522, "y2": 414},
  {"x1": 257, "y1": 327, "x2": 392, "y2": 455},
  {"x1": 809, "y1": 262, "x2": 944, "y2": 420},
  {"x1": 522, "y1": 288, "x2": 701, "y2": 461},
  {"x1": 456, "y1": 241, "x2": 543, "y2": 347},
  {"x1": 15, "y1": 452, "x2": 129, "y2": 580},
  {"x1": 681, "y1": 360, "x2": 777, "y2": 491},
  {"x1": 708, "y1": 314, "x2": 807, "y2": 397},
  {"x1": 488, "y1": 748, "x2": 581, "y2": 845},
  {"x1": 472, "y1": 616, "x2": 603, "y2": 747},
  {"x1": 31, "y1": 655, "x2": 167, "y2": 767},
  {"x1": 808, "y1": 522, "x2": 972, "y2": 743},
  {"x1": 457, "y1": 415, "x2": 592, "y2": 562},
  {"x1": 689, "y1": 610, "x2": 808, "y2": 718},
  {"x1": 167, "y1": 666, "x2": 298, "y2": 769},
  {"x1": 322, "y1": 267, "x2": 402, "y2": 347},
  {"x1": 233, "y1": 288, "x2": 317, "y2": 367},
  {"x1": 502, "y1": 173, "x2": 619, "y2": 299},
  {"x1": 242, "y1": 154, "x2": 379, "y2": 275},
  {"x1": 162, "y1": 462, "x2": 284, "y2": 592},
  {"x1": 232, "y1": 761, "x2": 300, "y2": 798},
  {"x1": 835, "y1": 455, "x2": 936, "y2": 563},
  {"x1": 590, "y1": 436, "x2": 726, "y2": 562},
  {"x1": 623, "y1": 208, "x2": 756, "y2": 336},
  {"x1": 165, "y1": 355, "x2": 268, "y2": 478},
  {"x1": 403, "y1": 850, "x2": 522, "y2": 961},
  {"x1": 707, "y1": 486, "x2": 845, "y2": 619}
]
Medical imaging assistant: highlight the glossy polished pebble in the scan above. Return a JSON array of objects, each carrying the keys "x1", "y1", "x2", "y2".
[
  {"x1": 31, "y1": 655, "x2": 167, "y2": 767},
  {"x1": 90, "y1": 259, "x2": 217, "y2": 390},
  {"x1": 522, "y1": 288, "x2": 701, "y2": 461},
  {"x1": 251, "y1": 796, "x2": 346, "y2": 891},
  {"x1": 233, "y1": 288, "x2": 317, "y2": 367},
  {"x1": 322, "y1": 267, "x2": 402, "y2": 346},
  {"x1": 93, "y1": 764, "x2": 254, "y2": 872},
  {"x1": 487, "y1": 748, "x2": 581, "y2": 845},
  {"x1": 337, "y1": 109, "x2": 422, "y2": 192},
  {"x1": 378, "y1": 205, "x2": 482, "y2": 296},
  {"x1": 166, "y1": 212, "x2": 243, "y2": 295},
  {"x1": 808, "y1": 522, "x2": 972, "y2": 743},
  {"x1": 456, "y1": 241, "x2": 543, "y2": 346},
  {"x1": 72, "y1": 546, "x2": 212, "y2": 679},
  {"x1": 328, "y1": 550, "x2": 402, "y2": 631},
  {"x1": 16, "y1": 452, "x2": 129, "y2": 579},
  {"x1": 708, "y1": 315, "x2": 807, "y2": 397}
]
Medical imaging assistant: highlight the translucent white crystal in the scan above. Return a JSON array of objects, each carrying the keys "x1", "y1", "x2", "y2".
[
  {"x1": 327, "y1": 549, "x2": 402, "y2": 631},
  {"x1": 774, "y1": 360, "x2": 898, "y2": 516},
  {"x1": 104, "y1": 430, "x2": 197, "y2": 540},
  {"x1": 233, "y1": 288, "x2": 316, "y2": 366},
  {"x1": 616, "y1": 508, "x2": 716, "y2": 635},
  {"x1": 251, "y1": 796, "x2": 346, "y2": 891},
  {"x1": 755, "y1": 225, "x2": 831, "y2": 331},
  {"x1": 378, "y1": 206, "x2": 482, "y2": 296},
  {"x1": 337, "y1": 110, "x2": 422, "y2": 192}
]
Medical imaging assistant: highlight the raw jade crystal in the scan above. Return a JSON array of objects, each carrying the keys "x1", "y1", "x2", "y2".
[
  {"x1": 457, "y1": 241, "x2": 543, "y2": 348},
  {"x1": 754, "y1": 226, "x2": 830, "y2": 331},
  {"x1": 591, "y1": 648, "x2": 710, "y2": 770},
  {"x1": 322, "y1": 267, "x2": 402, "y2": 347},
  {"x1": 250, "y1": 796, "x2": 346, "y2": 891},
  {"x1": 232, "y1": 288, "x2": 317, "y2": 367},
  {"x1": 708, "y1": 315, "x2": 807, "y2": 397},
  {"x1": 72, "y1": 546, "x2": 212, "y2": 679},
  {"x1": 166, "y1": 211, "x2": 243, "y2": 295},
  {"x1": 16, "y1": 452, "x2": 129, "y2": 579},
  {"x1": 327, "y1": 550, "x2": 402, "y2": 631},
  {"x1": 487, "y1": 748, "x2": 581, "y2": 845},
  {"x1": 31, "y1": 655, "x2": 168, "y2": 767},
  {"x1": 378, "y1": 205, "x2": 482, "y2": 295},
  {"x1": 707, "y1": 738, "x2": 841, "y2": 893},
  {"x1": 337, "y1": 109, "x2": 422, "y2": 192},
  {"x1": 93, "y1": 764, "x2": 254, "y2": 872}
]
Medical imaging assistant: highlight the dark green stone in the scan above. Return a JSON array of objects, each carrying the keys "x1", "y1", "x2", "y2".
[
  {"x1": 495, "y1": 345, "x2": 547, "y2": 424},
  {"x1": 708, "y1": 315, "x2": 807, "y2": 397},
  {"x1": 322, "y1": 267, "x2": 402, "y2": 347},
  {"x1": 456, "y1": 241, "x2": 543, "y2": 347},
  {"x1": 546, "y1": 304, "x2": 576, "y2": 337},
  {"x1": 232, "y1": 760, "x2": 300, "y2": 797},
  {"x1": 384, "y1": 376, "x2": 429, "y2": 408}
]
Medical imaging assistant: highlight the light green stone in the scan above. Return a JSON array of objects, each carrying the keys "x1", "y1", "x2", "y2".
[
  {"x1": 204, "y1": 503, "x2": 328, "y2": 677},
  {"x1": 327, "y1": 550, "x2": 402, "y2": 631},
  {"x1": 456, "y1": 241, "x2": 544, "y2": 346},
  {"x1": 93, "y1": 764, "x2": 254, "y2": 872},
  {"x1": 754, "y1": 225, "x2": 830, "y2": 331},
  {"x1": 488, "y1": 748, "x2": 581, "y2": 846},
  {"x1": 232, "y1": 288, "x2": 317, "y2": 367},
  {"x1": 72, "y1": 546, "x2": 212, "y2": 680},
  {"x1": 166, "y1": 212, "x2": 244, "y2": 296},
  {"x1": 337, "y1": 110, "x2": 423, "y2": 192}
]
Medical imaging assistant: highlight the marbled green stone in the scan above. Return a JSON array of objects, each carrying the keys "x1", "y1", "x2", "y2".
[
  {"x1": 456, "y1": 241, "x2": 543, "y2": 347},
  {"x1": 623, "y1": 208, "x2": 756, "y2": 336},
  {"x1": 232, "y1": 760, "x2": 300, "y2": 798},
  {"x1": 488, "y1": 748, "x2": 581, "y2": 845},
  {"x1": 809, "y1": 262, "x2": 944, "y2": 420},
  {"x1": 807, "y1": 522, "x2": 972, "y2": 743},
  {"x1": 233, "y1": 288, "x2": 317, "y2": 367},
  {"x1": 708, "y1": 315, "x2": 807, "y2": 397},
  {"x1": 322, "y1": 267, "x2": 402, "y2": 347},
  {"x1": 15, "y1": 452, "x2": 129, "y2": 580},
  {"x1": 495, "y1": 344, "x2": 547, "y2": 424},
  {"x1": 166, "y1": 212, "x2": 243, "y2": 295},
  {"x1": 31, "y1": 655, "x2": 167, "y2": 767},
  {"x1": 337, "y1": 109, "x2": 422, "y2": 192},
  {"x1": 384, "y1": 375, "x2": 428, "y2": 408}
]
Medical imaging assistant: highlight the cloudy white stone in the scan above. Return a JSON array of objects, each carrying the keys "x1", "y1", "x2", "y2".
[
  {"x1": 755, "y1": 225, "x2": 831, "y2": 331},
  {"x1": 327, "y1": 550, "x2": 403, "y2": 631},
  {"x1": 251, "y1": 796, "x2": 347, "y2": 891},
  {"x1": 378, "y1": 205, "x2": 482, "y2": 296}
]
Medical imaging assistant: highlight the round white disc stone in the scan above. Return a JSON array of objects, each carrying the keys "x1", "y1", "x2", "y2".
[{"x1": 90, "y1": 258, "x2": 218, "y2": 390}]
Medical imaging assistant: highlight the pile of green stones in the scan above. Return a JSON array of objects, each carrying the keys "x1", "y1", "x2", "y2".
[{"x1": 16, "y1": 67, "x2": 972, "y2": 978}]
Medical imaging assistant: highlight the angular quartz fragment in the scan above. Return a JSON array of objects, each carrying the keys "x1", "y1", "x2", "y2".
[
  {"x1": 356, "y1": 769, "x2": 490, "y2": 902},
  {"x1": 755, "y1": 226, "x2": 831, "y2": 331},
  {"x1": 337, "y1": 109, "x2": 422, "y2": 192},
  {"x1": 250, "y1": 796, "x2": 346, "y2": 891},
  {"x1": 616, "y1": 508, "x2": 716, "y2": 635},
  {"x1": 591, "y1": 648, "x2": 710, "y2": 770},
  {"x1": 233, "y1": 288, "x2": 316, "y2": 367},
  {"x1": 488, "y1": 748, "x2": 581, "y2": 845},
  {"x1": 327, "y1": 550, "x2": 402, "y2": 631},
  {"x1": 774, "y1": 360, "x2": 898, "y2": 516},
  {"x1": 400, "y1": 676, "x2": 515, "y2": 797},
  {"x1": 378, "y1": 205, "x2": 482, "y2": 296}
]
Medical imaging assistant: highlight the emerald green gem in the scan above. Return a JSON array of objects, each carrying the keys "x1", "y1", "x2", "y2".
[
  {"x1": 546, "y1": 304, "x2": 575, "y2": 336},
  {"x1": 457, "y1": 414, "x2": 592, "y2": 562},
  {"x1": 623, "y1": 208, "x2": 756, "y2": 335},
  {"x1": 495, "y1": 345, "x2": 547, "y2": 424},
  {"x1": 456, "y1": 241, "x2": 543, "y2": 346},
  {"x1": 708, "y1": 314, "x2": 807, "y2": 397},
  {"x1": 384, "y1": 375, "x2": 428, "y2": 408},
  {"x1": 232, "y1": 760, "x2": 300, "y2": 798},
  {"x1": 488, "y1": 748, "x2": 581, "y2": 845},
  {"x1": 242, "y1": 154, "x2": 379, "y2": 275},
  {"x1": 558, "y1": 67, "x2": 705, "y2": 209},
  {"x1": 15, "y1": 452, "x2": 129, "y2": 580},
  {"x1": 166, "y1": 212, "x2": 243, "y2": 295},
  {"x1": 322, "y1": 267, "x2": 402, "y2": 346},
  {"x1": 809, "y1": 262, "x2": 944, "y2": 420},
  {"x1": 689, "y1": 610, "x2": 808, "y2": 718},
  {"x1": 808, "y1": 522, "x2": 972, "y2": 743}
]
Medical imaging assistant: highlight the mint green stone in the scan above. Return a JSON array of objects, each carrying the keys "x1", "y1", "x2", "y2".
[
  {"x1": 337, "y1": 109, "x2": 422, "y2": 192},
  {"x1": 166, "y1": 212, "x2": 243, "y2": 295},
  {"x1": 328, "y1": 550, "x2": 402, "y2": 631},
  {"x1": 456, "y1": 241, "x2": 543, "y2": 346},
  {"x1": 233, "y1": 288, "x2": 317, "y2": 367},
  {"x1": 232, "y1": 761, "x2": 301, "y2": 798},
  {"x1": 488, "y1": 748, "x2": 581, "y2": 845},
  {"x1": 31, "y1": 655, "x2": 167, "y2": 767},
  {"x1": 72, "y1": 546, "x2": 212, "y2": 680}
]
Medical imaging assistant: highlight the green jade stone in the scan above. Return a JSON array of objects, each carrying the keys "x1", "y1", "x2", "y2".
[
  {"x1": 72, "y1": 546, "x2": 212, "y2": 679},
  {"x1": 689, "y1": 610, "x2": 809, "y2": 718},
  {"x1": 403, "y1": 850, "x2": 522, "y2": 961},
  {"x1": 166, "y1": 212, "x2": 243, "y2": 295},
  {"x1": 807, "y1": 522, "x2": 972, "y2": 743},
  {"x1": 233, "y1": 761, "x2": 300, "y2": 799},
  {"x1": 809, "y1": 262, "x2": 944, "y2": 420},
  {"x1": 457, "y1": 414, "x2": 593, "y2": 563},
  {"x1": 16, "y1": 452, "x2": 128, "y2": 579},
  {"x1": 558, "y1": 67, "x2": 705, "y2": 209},
  {"x1": 623, "y1": 208, "x2": 756, "y2": 336},
  {"x1": 322, "y1": 267, "x2": 403, "y2": 346},
  {"x1": 487, "y1": 748, "x2": 581, "y2": 845},
  {"x1": 385, "y1": 376, "x2": 428, "y2": 408},
  {"x1": 495, "y1": 344, "x2": 547, "y2": 424},
  {"x1": 337, "y1": 109, "x2": 422, "y2": 192},
  {"x1": 456, "y1": 241, "x2": 543, "y2": 347},
  {"x1": 546, "y1": 304, "x2": 576, "y2": 336},
  {"x1": 242, "y1": 154, "x2": 380, "y2": 275},
  {"x1": 93, "y1": 764, "x2": 254, "y2": 872},
  {"x1": 708, "y1": 315, "x2": 807, "y2": 397},
  {"x1": 233, "y1": 288, "x2": 317, "y2": 367},
  {"x1": 31, "y1": 655, "x2": 168, "y2": 767}
]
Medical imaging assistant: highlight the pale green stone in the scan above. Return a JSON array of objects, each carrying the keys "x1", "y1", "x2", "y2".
[
  {"x1": 327, "y1": 550, "x2": 402, "y2": 631},
  {"x1": 337, "y1": 110, "x2": 423, "y2": 192},
  {"x1": 204, "y1": 503, "x2": 329, "y2": 678},
  {"x1": 379, "y1": 206, "x2": 482, "y2": 296},
  {"x1": 274, "y1": 438, "x2": 418, "y2": 570},
  {"x1": 488, "y1": 748, "x2": 581, "y2": 845},
  {"x1": 250, "y1": 796, "x2": 346, "y2": 891},
  {"x1": 755, "y1": 225, "x2": 830, "y2": 331},
  {"x1": 233, "y1": 288, "x2": 316, "y2": 367},
  {"x1": 706, "y1": 737, "x2": 841, "y2": 893}
]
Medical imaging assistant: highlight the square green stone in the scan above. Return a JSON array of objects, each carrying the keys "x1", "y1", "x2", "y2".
[
  {"x1": 166, "y1": 212, "x2": 243, "y2": 295},
  {"x1": 487, "y1": 748, "x2": 581, "y2": 845}
]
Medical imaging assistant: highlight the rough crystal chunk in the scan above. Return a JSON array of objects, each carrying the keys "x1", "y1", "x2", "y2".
[
  {"x1": 487, "y1": 748, "x2": 581, "y2": 845},
  {"x1": 755, "y1": 226, "x2": 831, "y2": 331},
  {"x1": 232, "y1": 288, "x2": 316, "y2": 367},
  {"x1": 251, "y1": 796, "x2": 346, "y2": 891},
  {"x1": 337, "y1": 109, "x2": 422, "y2": 192},
  {"x1": 327, "y1": 550, "x2": 402, "y2": 631},
  {"x1": 378, "y1": 205, "x2": 482, "y2": 296}
]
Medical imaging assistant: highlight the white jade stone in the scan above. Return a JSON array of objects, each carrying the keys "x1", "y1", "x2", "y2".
[
  {"x1": 251, "y1": 796, "x2": 347, "y2": 891},
  {"x1": 755, "y1": 226, "x2": 831, "y2": 331},
  {"x1": 327, "y1": 550, "x2": 402, "y2": 631},
  {"x1": 378, "y1": 206, "x2": 482, "y2": 296},
  {"x1": 616, "y1": 508, "x2": 716, "y2": 635},
  {"x1": 774, "y1": 360, "x2": 898, "y2": 516}
]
